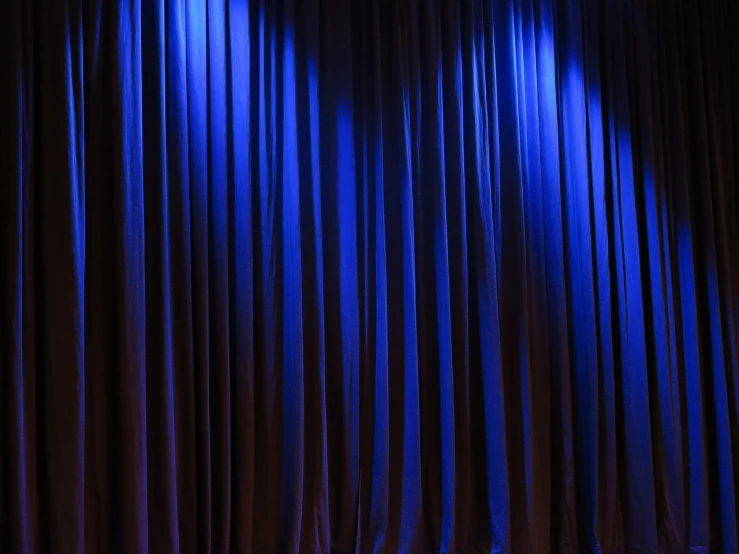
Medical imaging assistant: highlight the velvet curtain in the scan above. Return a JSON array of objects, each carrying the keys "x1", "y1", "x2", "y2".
[{"x1": 1, "y1": 0, "x2": 739, "y2": 552}]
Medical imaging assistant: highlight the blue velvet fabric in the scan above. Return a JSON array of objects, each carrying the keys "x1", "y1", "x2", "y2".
[{"x1": 1, "y1": 0, "x2": 738, "y2": 552}]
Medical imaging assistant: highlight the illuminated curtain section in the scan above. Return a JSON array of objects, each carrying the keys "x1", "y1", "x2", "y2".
[{"x1": 1, "y1": 0, "x2": 738, "y2": 553}]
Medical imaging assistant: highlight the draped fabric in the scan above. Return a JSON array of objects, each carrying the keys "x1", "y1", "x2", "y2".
[{"x1": 1, "y1": 0, "x2": 739, "y2": 552}]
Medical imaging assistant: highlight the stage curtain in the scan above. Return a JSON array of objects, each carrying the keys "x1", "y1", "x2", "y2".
[{"x1": 1, "y1": 0, "x2": 738, "y2": 552}]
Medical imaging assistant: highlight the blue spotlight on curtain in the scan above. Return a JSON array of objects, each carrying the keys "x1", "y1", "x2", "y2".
[{"x1": 1, "y1": 0, "x2": 739, "y2": 553}]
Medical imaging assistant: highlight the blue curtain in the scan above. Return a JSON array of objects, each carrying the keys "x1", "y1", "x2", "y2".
[{"x1": 1, "y1": 0, "x2": 738, "y2": 552}]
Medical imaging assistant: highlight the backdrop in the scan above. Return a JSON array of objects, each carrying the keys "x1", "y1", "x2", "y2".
[{"x1": 1, "y1": 0, "x2": 739, "y2": 552}]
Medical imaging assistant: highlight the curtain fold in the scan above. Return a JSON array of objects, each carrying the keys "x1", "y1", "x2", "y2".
[{"x1": 1, "y1": 0, "x2": 739, "y2": 552}]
